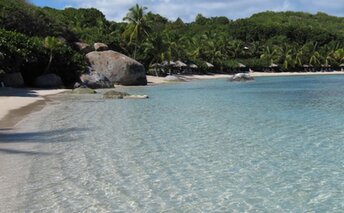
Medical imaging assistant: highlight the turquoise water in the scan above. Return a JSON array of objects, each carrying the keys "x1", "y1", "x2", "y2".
[{"x1": 3, "y1": 75, "x2": 344, "y2": 212}]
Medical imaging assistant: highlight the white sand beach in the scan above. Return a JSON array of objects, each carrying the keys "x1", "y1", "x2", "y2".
[
  {"x1": 147, "y1": 71, "x2": 344, "y2": 84},
  {"x1": 250, "y1": 71, "x2": 344, "y2": 77},
  {"x1": 0, "y1": 88, "x2": 65, "y2": 211},
  {"x1": 0, "y1": 88, "x2": 67, "y2": 123}
]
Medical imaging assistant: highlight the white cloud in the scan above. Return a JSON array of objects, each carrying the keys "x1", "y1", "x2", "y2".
[{"x1": 56, "y1": 0, "x2": 344, "y2": 22}]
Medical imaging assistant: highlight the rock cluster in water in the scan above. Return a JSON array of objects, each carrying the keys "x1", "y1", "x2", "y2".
[
  {"x1": 103, "y1": 90, "x2": 149, "y2": 99},
  {"x1": 229, "y1": 73, "x2": 254, "y2": 81},
  {"x1": 72, "y1": 87, "x2": 97, "y2": 94},
  {"x1": 79, "y1": 71, "x2": 112, "y2": 89}
]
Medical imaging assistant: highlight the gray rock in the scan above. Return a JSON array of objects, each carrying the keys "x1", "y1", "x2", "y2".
[
  {"x1": 229, "y1": 73, "x2": 254, "y2": 82},
  {"x1": 72, "y1": 87, "x2": 96, "y2": 94},
  {"x1": 164, "y1": 75, "x2": 185, "y2": 82},
  {"x1": 80, "y1": 71, "x2": 113, "y2": 89},
  {"x1": 86, "y1": 50, "x2": 147, "y2": 86},
  {"x1": 73, "y1": 42, "x2": 93, "y2": 54},
  {"x1": 73, "y1": 82, "x2": 81, "y2": 89},
  {"x1": 103, "y1": 90, "x2": 130, "y2": 99},
  {"x1": 124, "y1": 95, "x2": 149, "y2": 99},
  {"x1": 34, "y1": 73, "x2": 63, "y2": 88},
  {"x1": 94, "y1": 43, "x2": 108, "y2": 51},
  {"x1": 0, "y1": 72, "x2": 25, "y2": 87}
]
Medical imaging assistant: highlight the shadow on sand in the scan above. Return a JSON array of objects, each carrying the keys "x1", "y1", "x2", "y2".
[
  {"x1": 0, "y1": 148, "x2": 52, "y2": 156},
  {"x1": 0, "y1": 87, "x2": 40, "y2": 97},
  {"x1": 0, "y1": 127, "x2": 89, "y2": 156}
]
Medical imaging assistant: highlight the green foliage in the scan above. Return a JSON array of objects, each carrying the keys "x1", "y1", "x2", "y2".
[
  {"x1": 0, "y1": 29, "x2": 43, "y2": 73},
  {"x1": 137, "y1": 10, "x2": 344, "y2": 71},
  {"x1": 2, "y1": 1, "x2": 344, "y2": 87},
  {"x1": 0, "y1": 29, "x2": 85, "y2": 85},
  {"x1": 0, "y1": 0, "x2": 74, "y2": 39},
  {"x1": 122, "y1": 4, "x2": 151, "y2": 59}
]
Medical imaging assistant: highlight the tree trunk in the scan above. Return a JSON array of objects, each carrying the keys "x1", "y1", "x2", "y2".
[
  {"x1": 133, "y1": 45, "x2": 137, "y2": 60},
  {"x1": 44, "y1": 51, "x2": 53, "y2": 74}
]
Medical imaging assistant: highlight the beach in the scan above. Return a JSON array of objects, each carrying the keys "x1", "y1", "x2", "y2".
[
  {"x1": 146, "y1": 71, "x2": 344, "y2": 84},
  {"x1": 0, "y1": 88, "x2": 67, "y2": 128}
]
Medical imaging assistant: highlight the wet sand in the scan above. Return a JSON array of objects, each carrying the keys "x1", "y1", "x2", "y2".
[
  {"x1": 0, "y1": 88, "x2": 67, "y2": 128},
  {"x1": 0, "y1": 88, "x2": 67, "y2": 212}
]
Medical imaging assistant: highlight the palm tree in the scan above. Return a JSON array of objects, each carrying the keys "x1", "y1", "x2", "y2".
[
  {"x1": 123, "y1": 4, "x2": 150, "y2": 59},
  {"x1": 302, "y1": 42, "x2": 321, "y2": 67},
  {"x1": 142, "y1": 34, "x2": 166, "y2": 76},
  {"x1": 161, "y1": 32, "x2": 178, "y2": 74},
  {"x1": 184, "y1": 37, "x2": 200, "y2": 61},
  {"x1": 294, "y1": 46, "x2": 305, "y2": 67},
  {"x1": 260, "y1": 46, "x2": 278, "y2": 65},
  {"x1": 43, "y1": 36, "x2": 62, "y2": 74},
  {"x1": 333, "y1": 48, "x2": 344, "y2": 64},
  {"x1": 226, "y1": 40, "x2": 245, "y2": 58},
  {"x1": 276, "y1": 45, "x2": 294, "y2": 71}
]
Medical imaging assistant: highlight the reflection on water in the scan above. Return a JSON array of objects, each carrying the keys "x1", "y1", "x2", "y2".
[{"x1": 3, "y1": 75, "x2": 344, "y2": 212}]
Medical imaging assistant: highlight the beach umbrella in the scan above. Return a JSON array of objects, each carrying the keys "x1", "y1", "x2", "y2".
[
  {"x1": 175, "y1": 60, "x2": 187, "y2": 68},
  {"x1": 205, "y1": 62, "x2": 214, "y2": 68},
  {"x1": 238, "y1": 63, "x2": 246, "y2": 68},
  {"x1": 162, "y1": 60, "x2": 176, "y2": 66},
  {"x1": 340, "y1": 63, "x2": 344, "y2": 67},
  {"x1": 189, "y1": 64, "x2": 198, "y2": 69},
  {"x1": 150, "y1": 63, "x2": 161, "y2": 68},
  {"x1": 269, "y1": 63, "x2": 278, "y2": 68}
]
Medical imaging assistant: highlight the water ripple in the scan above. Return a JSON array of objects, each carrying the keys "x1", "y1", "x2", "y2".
[{"x1": 6, "y1": 75, "x2": 344, "y2": 212}]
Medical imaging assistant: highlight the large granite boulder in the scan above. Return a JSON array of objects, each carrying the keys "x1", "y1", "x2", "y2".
[
  {"x1": 80, "y1": 71, "x2": 112, "y2": 89},
  {"x1": 229, "y1": 73, "x2": 254, "y2": 82},
  {"x1": 73, "y1": 42, "x2": 93, "y2": 54},
  {"x1": 34, "y1": 73, "x2": 63, "y2": 88},
  {"x1": 0, "y1": 72, "x2": 25, "y2": 87},
  {"x1": 86, "y1": 50, "x2": 147, "y2": 86},
  {"x1": 94, "y1": 43, "x2": 108, "y2": 51}
]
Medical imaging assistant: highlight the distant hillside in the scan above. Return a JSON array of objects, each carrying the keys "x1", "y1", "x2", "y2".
[
  {"x1": 229, "y1": 11, "x2": 344, "y2": 45},
  {"x1": 0, "y1": 0, "x2": 74, "y2": 39},
  {"x1": 249, "y1": 11, "x2": 344, "y2": 33}
]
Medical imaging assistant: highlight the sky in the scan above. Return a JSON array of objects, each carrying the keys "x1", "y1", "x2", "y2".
[{"x1": 30, "y1": 0, "x2": 344, "y2": 22}]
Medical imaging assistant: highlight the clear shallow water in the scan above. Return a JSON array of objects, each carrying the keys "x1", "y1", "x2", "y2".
[{"x1": 4, "y1": 75, "x2": 344, "y2": 212}]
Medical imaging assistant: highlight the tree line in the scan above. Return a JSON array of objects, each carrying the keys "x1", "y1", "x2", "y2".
[{"x1": 1, "y1": 0, "x2": 344, "y2": 84}]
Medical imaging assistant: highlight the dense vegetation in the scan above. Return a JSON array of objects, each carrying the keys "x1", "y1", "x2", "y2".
[{"x1": 1, "y1": 0, "x2": 344, "y2": 85}]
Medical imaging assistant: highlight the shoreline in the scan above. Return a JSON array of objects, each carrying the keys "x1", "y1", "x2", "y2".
[
  {"x1": 147, "y1": 71, "x2": 344, "y2": 84},
  {"x1": 1, "y1": 71, "x2": 344, "y2": 127},
  {"x1": 250, "y1": 71, "x2": 344, "y2": 77},
  {"x1": 0, "y1": 88, "x2": 67, "y2": 129},
  {"x1": 0, "y1": 88, "x2": 66, "y2": 211}
]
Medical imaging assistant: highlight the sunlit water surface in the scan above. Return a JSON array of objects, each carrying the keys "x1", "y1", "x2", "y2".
[{"x1": 6, "y1": 75, "x2": 344, "y2": 212}]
